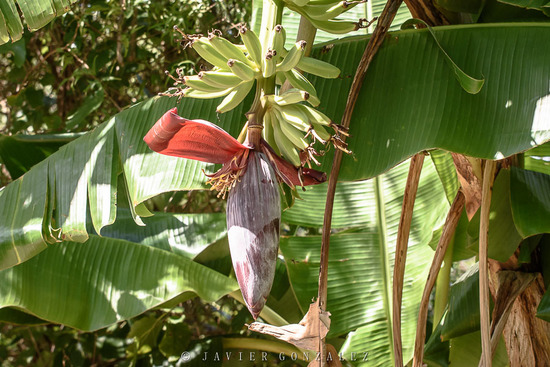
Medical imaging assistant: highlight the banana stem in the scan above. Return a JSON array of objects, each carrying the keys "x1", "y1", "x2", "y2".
[
  {"x1": 433, "y1": 235, "x2": 454, "y2": 329},
  {"x1": 246, "y1": 78, "x2": 265, "y2": 148},
  {"x1": 246, "y1": 0, "x2": 284, "y2": 149}
]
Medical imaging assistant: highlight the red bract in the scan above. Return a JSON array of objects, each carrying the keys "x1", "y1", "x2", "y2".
[{"x1": 144, "y1": 108, "x2": 327, "y2": 194}]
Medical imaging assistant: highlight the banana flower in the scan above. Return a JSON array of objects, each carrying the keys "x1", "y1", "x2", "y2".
[{"x1": 144, "y1": 108, "x2": 326, "y2": 318}]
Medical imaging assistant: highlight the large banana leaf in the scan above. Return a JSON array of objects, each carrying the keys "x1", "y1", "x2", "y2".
[
  {"x1": 0, "y1": 0, "x2": 77, "y2": 44},
  {"x1": 98, "y1": 210, "x2": 227, "y2": 259},
  {"x1": 0, "y1": 94, "x2": 252, "y2": 271},
  {"x1": 524, "y1": 141, "x2": 550, "y2": 175},
  {"x1": 280, "y1": 158, "x2": 449, "y2": 366},
  {"x1": 3, "y1": 24, "x2": 550, "y2": 271},
  {"x1": 510, "y1": 166, "x2": 550, "y2": 237},
  {"x1": 467, "y1": 169, "x2": 523, "y2": 262},
  {"x1": 0, "y1": 133, "x2": 81, "y2": 179},
  {"x1": 0, "y1": 213, "x2": 237, "y2": 331},
  {"x1": 313, "y1": 23, "x2": 550, "y2": 180}
]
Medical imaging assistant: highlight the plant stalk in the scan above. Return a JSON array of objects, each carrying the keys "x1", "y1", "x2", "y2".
[
  {"x1": 392, "y1": 152, "x2": 424, "y2": 367},
  {"x1": 412, "y1": 190, "x2": 464, "y2": 367},
  {"x1": 433, "y1": 235, "x2": 454, "y2": 329},
  {"x1": 247, "y1": 0, "x2": 284, "y2": 149},
  {"x1": 479, "y1": 160, "x2": 496, "y2": 367}
]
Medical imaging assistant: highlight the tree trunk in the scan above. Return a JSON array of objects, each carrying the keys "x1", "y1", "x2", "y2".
[{"x1": 489, "y1": 259, "x2": 550, "y2": 366}]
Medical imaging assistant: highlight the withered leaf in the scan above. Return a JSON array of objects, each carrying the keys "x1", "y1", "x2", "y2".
[{"x1": 248, "y1": 298, "x2": 330, "y2": 351}]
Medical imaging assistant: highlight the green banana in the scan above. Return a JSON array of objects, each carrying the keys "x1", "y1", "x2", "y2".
[
  {"x1": 198, "y1": 71, "x2": 242, "y2": 89},
  {"x1": 227, "y1": 58, "x2": 257, "y2": 81},
  {"x1": 279, "y1": 117, "x2": 310, "y2": 150},
  {"x1": 298, "y1": 104, "x2": 332, "y2": 126},
  {"x1": 303, "y1": 1, "x2": 360, "y2": 21},
  {"x1": 216, "y1": 80, "x2": 255, "y2": 113},
  {"x1": 272, "y1": 25, "x2": 286, "y2": 56},
  {"x1": 191, "y1": 37, "x2": 231, "y2": 70},
  {"x1": 275, "y1": 71, "x2": 287, "y2": 86},
  {"x1": 184, "y1": 87, "x2": 233, "y2": 99},
  {"x1": 297, "y1": 56, "x2": 341, "y2": 78},
  {"x1": 275, "y1": 104, "x2": 311, "y2": 132},
  {"x1": 262, "y1": 109, "x2": 280, "y2": 155},
  {"x1": 306, "y1": 17, "x2": 359, "y2": 34},
  {"x1": 272, "y1": 115, "x2": 302, "y2": 167},
  {"x1": 283, "y1": 69, "x2": 318, "y2": 97},
  {"x1": 239, "y1": 26, "x2": 263, "y2": 67},
  {"x1": 262, "y1": 50, "x2": 277, "y2": 78},
  {"x1": 286, "y1": 0, "x2": 311, "y2": 6},
  {"x1": 272, "y1": 89, "x2": 310, "y2": 105},
  {"x1": 184, "y1": 75, "x2": 230, "y2": 92},
  {"x1": 311, "y1": 122, "x2": 332, "y2": 142},
  {"x1": 209, "y1": 35, "x2": 256, "y2": 68},
  {"x1": 277, "y1": 41, "x2": 307, "y2": 72}
]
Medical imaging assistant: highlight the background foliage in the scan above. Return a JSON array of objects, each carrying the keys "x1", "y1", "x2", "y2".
[
  {"x1": 2, "y1": 0, "x2": 550, "y2": 366},
  {"x1": 0, "y1": 1, "x2": 251, "y2": 365}
]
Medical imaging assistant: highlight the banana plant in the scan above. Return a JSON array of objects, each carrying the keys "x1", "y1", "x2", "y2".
[{"x1": 2, "y1": 0, "x2": 550, "y2": 366}]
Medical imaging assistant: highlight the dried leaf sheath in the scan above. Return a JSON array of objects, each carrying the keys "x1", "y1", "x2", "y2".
[{"x1": 227, "y1": 152, "x2": 281, "y2": 319}]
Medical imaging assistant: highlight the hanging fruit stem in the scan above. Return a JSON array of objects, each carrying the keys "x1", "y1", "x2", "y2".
[{"x1": 246, "y1": 0, "x2": 284, "y2": 149}]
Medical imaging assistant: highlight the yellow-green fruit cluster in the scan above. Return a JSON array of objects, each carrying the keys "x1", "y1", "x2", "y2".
[
  {"x1": 262, "y1": 97, "x2": 334, "y2": 167},
  {"x1": 179, "y1": 25, "x2": 340, "y2": 114},
  {"x1": 169, "y1": 24, "x2": 347, "y2": 168},
  {"x1": 283, "y1": 0, "x2": 365, "y2": 34}
]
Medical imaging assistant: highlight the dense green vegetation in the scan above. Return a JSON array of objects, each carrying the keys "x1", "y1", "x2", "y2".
[{"x1": 2, "y1": 0, "x2": 550, "y2": 366}]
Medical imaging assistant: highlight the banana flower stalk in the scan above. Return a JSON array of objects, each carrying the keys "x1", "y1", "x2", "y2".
[{"x1": 144, "y1": 108, "x2": 326, "y2": 318}]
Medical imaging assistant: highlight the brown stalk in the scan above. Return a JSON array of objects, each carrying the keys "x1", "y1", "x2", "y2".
[
  {"x1": 317, "y1": 0, "x2": 404, "y2": 365},
  {"x1": 452, "y1": 153, "x2": 482, "y2": 219},
  {"x1": 412, "y1": 189, "x2": 465, "y2": 367},
  {"x1": 479, "y1": 160, "x2": 497, "y2": 367},
  {"x1": 392, "y1": 152, "x2": 425, "y2": 367},
  {"x1": 479, "y1": 271, "x2": 536, "y2": 367}
]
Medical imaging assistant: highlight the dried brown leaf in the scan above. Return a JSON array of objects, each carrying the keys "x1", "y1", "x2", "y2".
[{"x1": 248, "y1": 299, "x2": 330, "y2": 351}]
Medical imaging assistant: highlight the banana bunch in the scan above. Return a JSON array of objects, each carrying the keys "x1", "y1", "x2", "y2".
[
  {"x1": 261, "y1": 92, "x2": 350, "y2": 168},
  {"x1": 163, "y1": 25, "x2": 341, "y2": 114},
  {"x1": 283, "y1": 0, "x2": 366, "y2": 34},
  {"x1": 163, "y1": 24, "x2": 349, "y2": 169}
]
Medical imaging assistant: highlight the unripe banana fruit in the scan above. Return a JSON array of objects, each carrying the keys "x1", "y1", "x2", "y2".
[
  {"x1": 283, "y1": 0, "x2": 365, "y2": 34},
  {"x1": 276, "y1": 41, "x2": 306, "y2": 72},
  {"x1": 216, "y1": 80, "x2": 255, "y2": 113}
]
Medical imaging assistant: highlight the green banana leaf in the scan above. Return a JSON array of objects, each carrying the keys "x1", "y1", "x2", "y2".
[
  {"x1": 0, "y1": 93, "x2": 252, "y2": 271},
  {"x1": 0, "y1": 0, "x2": 77, "y2": 44},
  {"x1": 524, "y1": 141, "x2": 550, "y2": 175},
  {"x1": 440, "y1": 263, "x2": 482, "y2": 340},
  {"x1": 498, "y1": 0, "x2": 550, "y2": 16},
  {"x1": 98, "y1": 210, "x2": 227, "y2": 259},
  {"x1": 0, "y1": 233, "x2": 238, "y2": 331},
  {"x1": 429, "y1": 150, "x2": 460, "y2": 204},
  {"x1": 280, "y1": 158, "x2": 449, "y2": 366},
  {"x1": 0, "y1": 133, "x2": 82, "y2": 179},
  {"x1": 510, "y1": 167, "x2": 550, "y2": 238},
  {"x1": 312, "y1": 23, "x2": 550, "y2": 180},
  {"x1": 3, "y1": 24, "x2": 550, "y2": 272},
  {"x1": 448, "y1": 331, "x2": 509, "y2": 367},
  {"x1": 467, "y1": 169, "x2": 523, "y2": 262}
]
